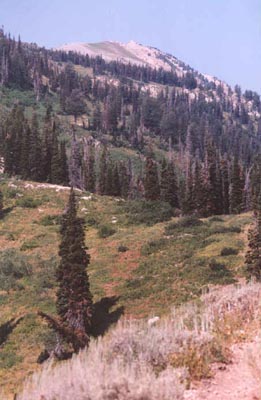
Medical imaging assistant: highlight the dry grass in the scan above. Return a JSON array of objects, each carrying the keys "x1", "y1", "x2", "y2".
[{"x1": 17, "y1": 281, "x2": 261, "y2": 400}]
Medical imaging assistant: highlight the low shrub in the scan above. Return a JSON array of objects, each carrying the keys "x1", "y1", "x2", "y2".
[
  {"x1": 20, "y1": 240, "x2": 39, "y2": 251},
  {"x1": 34, "y1": 256, "x2": 58, "y2": 290},
  {"x1": 208, "y1": 259, "x2": 234, "y2": 283},
  {"x1": 165, "y1": 216, "x2": 203, "y2": 235},
  {"x1": 4, "y1": 187, "x2": 19, "y2": 199},
  {"x1": 85, "y1": 216, "x2": 98, "y2": 227},
  {"x1": 118, "y1": 245, "x2": 129, "y2": 253},
  {"x1": 176, "y1": 216, "x2": 204, "y2": 228},
  {"x1": 209, "y1": 259, "x2": 227, "y2": 272},
  {"x1": 0, "y1": 349, "x2": 22, "y2": 369},
  {"x1": 210, "y1": 225, "x2": 241, "y2": 235},
  {"x1": 0, "y1": 249, "x2": 32, "y2": 291},
  {"x1": 119, "y1": 200, "x2": 173, "y2": 226},
  {"x1": 220, "y1": 247, "x2": 239, "y2": 256},
  {"x1": 5, "y1": 233, "x2": 15, "y2": 241},
  {"x1": 209, "y1": 216, "x2": 224, "y2": 223},
  {"x1": 141, "y1": 238, "x2": 168, "y2": 255},
  {"x1": 16, "y1": 197, "x2": 42, "y2": 208},
  {"x1": 98, "y1": 225, "x2": 116, "y2": 238},
  {"x1": 39, "y1": 214, "x2": 61, "y2": 226}
]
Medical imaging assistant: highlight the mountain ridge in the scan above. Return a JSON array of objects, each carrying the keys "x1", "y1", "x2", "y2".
[
  {"x1": 57, "y1": 39, "x2": 261, "y2": 117},
  {"x1": 58, "y1": 40, "x2": 230, "y2": 88}
]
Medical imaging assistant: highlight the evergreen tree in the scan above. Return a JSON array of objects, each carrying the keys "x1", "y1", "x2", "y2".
[
  {"x1": 193, "y1": 158, "x2": 205, "y2": 216},
  {"x1": 92, "y1": 103, "x2": 102, "y2": 131},
  {"x1": 221, "y1": 158, "x2": 230, "y2": 214},
  {"x1": 245, "y1": 195, "x2": 261, "y2": 280},
  {"x1": 28, "y1": 113, "x2": 42, "y2": 181},
  {"x1": 230, "y1": 156, "x2": 244, "y2": 214},
  {"x1": 119, "y1": 160, "x2": 130, "y2": 199},
  {"x1": 19, "y1": 123, "x2": 30, "y2": 179},
  {"x1": 41, "y1": 107, "x2": 54, "y2": 182},
  {"x1": 144, "y1": 154, "x2": 160, "y2": 201},
  {"x1": 83, "y1": 140, "x2": 96, "y2": 193},
  {"x1": 50, "y1": 130, "x2": 63, "y2": 184},
  {"x1": 111, "y1": 163, "x2": 121, "y2": 197},
  {"x1": 56, "y1": 189, "x2": 93, "y2": 351},
  {"x1": 69, "y1": 130, "x2": 83, "y2": 189},
  {"x1": 60, "y1": 141, "x2": 69, "y2": 185},
  {"x1": 203, "y1": 139, "x2": 220, "y2": 216},
  {"x1": 160, "y1": 159, "x2": 179, "y2": 208},
  {"x1": 65, "y1": 89, "x2": 87, "y2": 122},
  {"x1": 105, "y1": 160, "x2": 113, "y2": 195},
  {"x1": 98, "y1": 145, "x2": 108, "y2": 195},
  {"x1": 182, "y1": 159, "x2": 194, "y2": 215},
  {"x1": 250, "y1": 155, "x2": 261, "y2": 212}
]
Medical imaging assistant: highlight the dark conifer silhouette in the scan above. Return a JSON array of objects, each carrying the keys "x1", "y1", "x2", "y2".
[
  {"x1": 39, "y1": 189, "x2": 93, "y2": 355},
  {"x1": 246, "y1": 194, "x2": 261, "y2": 280},
  {"x1": 144, "y1": 154, "x2": 160, "y2": 201},
  {"x1": 56, "y1": 189, "x2": 93, "y2": 350}
]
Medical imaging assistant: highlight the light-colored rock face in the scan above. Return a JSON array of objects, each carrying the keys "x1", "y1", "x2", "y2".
[{"x1": 58, "y1": 40, "x2": 184, "y2": 74}]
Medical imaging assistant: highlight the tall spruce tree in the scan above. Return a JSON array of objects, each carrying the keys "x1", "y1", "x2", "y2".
[
  {"x1": 144, "y1": 154, "x2": 160, "y2": 201},
  {"x1": 193, "y1": 158, "x2": 205, "y2": 216},
  {"x1": 182, "y1": 159, "x2": 194, "y2": 215},
  {"x1": 230, "y1": 156, "x2": 244, "y2": 214},
  {"x1": 55, "y1": 189, "x2": 93, "y2": 351},
  {"x1": 98, "y1": 145, "x2": 108, "y2": 195},
  {"x1": 221, "y1": 158, "x2": 230, "y2": 215},
  {"x1": 29, "y1": 113, "x2": 42, "y2": 181},
  {"x1": 160, "y1": 159, "x2": 179, "y2": 208},
  {"x1": 245, "y1": 194, "x2": 261, "y2": 280},
  {"x1": 83, "y1": 141, "x2": 96, "y2": 193},
  {"x1": 250, "y1": 155, "x2": 261, "y2": 212},
  {"x1": 60, "y1": 141, "x2": 69, "y2": 185}
]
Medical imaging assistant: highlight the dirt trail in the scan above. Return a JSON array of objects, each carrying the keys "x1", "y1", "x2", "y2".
[{"x1": 185, "y1": 340, "x2": 260, "y2": 400}]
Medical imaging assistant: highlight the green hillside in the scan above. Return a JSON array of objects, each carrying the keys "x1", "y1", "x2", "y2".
[{"x1": 0, "y1": 178, "x2": 252, "y2": 397}]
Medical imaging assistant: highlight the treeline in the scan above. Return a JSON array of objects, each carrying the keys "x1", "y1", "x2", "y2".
[
  {"x1": 55, "y1": 62, "x2": 261, "y2": 164},
  {"x1": 71, "y1": 132, "x2": 260, "y2": 217},
  {"x1": 51, "y1": 48, "x2": 198, "y2": 89},
  {"x1": 0, "y1": 102, "x2": 260, "y2": 217}
]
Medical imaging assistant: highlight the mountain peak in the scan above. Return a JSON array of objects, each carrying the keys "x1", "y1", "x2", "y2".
[{"x1": 57, "y1": 40, "x2": 185, "y2": 74}]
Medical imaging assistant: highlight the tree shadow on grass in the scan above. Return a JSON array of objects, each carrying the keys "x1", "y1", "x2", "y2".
[
  {"x1": 91, "y1": 296, "x2": 124, "y2": 338},
  {"x1": 37, "y1": 296, "x2": 124, "y2": 364},
  {"x1": 0, "y1": 206, "x2": 15, "y2": 220},
  {"x1": 0, "y1": 315, "x2": 24, "y2": 346}
]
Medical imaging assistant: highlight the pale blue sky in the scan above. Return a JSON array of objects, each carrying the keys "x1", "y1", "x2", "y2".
[{"x1": 1, "y1": 0, "x2": 260, "y2": 93}]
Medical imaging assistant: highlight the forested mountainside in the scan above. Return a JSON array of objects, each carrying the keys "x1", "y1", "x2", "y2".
[
  {"x1": 0, "y1": 28, "x2": 260, "y2": 217},
  {"x1": 0, "y1": 28, "x2": 261, "y2": 399}
]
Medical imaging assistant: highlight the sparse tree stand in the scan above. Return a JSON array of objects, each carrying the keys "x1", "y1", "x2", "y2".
[
  {"x1": 39, "y1": 189, "x2": 93, "y2": 355},
  {"x1": 245, "y1": 197, "x2": 261, "y2": 280}
]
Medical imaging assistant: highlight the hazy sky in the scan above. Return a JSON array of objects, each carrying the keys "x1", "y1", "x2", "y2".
[{"x1": 1, "y1": 0, "x2": 260, "y2": 93}]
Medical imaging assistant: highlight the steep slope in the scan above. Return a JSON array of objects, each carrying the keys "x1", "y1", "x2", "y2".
[
  {"x1": 0, "y1": 178, "x2": 253, "y2": 396},
  {"x1": 58, "y1": 39, "x2": 260, "y2": 116}
]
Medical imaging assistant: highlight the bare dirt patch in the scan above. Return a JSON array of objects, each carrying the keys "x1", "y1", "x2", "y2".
[{"x1": 185, "y1": 339, "x2": 260, "y2": 400}]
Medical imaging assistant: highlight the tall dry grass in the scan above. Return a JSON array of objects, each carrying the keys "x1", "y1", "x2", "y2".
[{"x1": 18, "y1": 281, "x2": 261, "y2": 400}]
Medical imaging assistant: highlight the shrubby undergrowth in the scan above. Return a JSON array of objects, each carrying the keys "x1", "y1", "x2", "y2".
[
  {"x1": 119, "y1": 200, "x2": 173, "y2": 226},
  {"x1": 18, "y1": 282, "x2": 261, "y2": 400},
  {"x1": 0, "y1": 249, "x2": 32, "y2": 291}
]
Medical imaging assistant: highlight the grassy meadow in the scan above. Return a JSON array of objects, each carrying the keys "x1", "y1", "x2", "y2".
[{"x1": 0, "y1": 177, "x2": 253, "y2": 397}]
